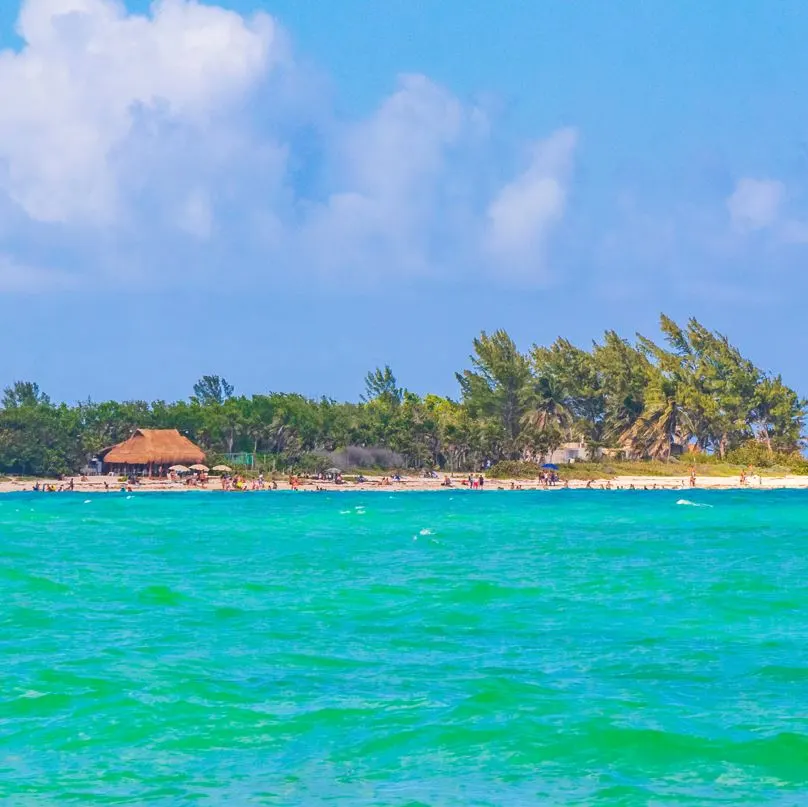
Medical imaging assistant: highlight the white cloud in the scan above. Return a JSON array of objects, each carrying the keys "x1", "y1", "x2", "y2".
[
  {"x1": 300, "y1": 75, "x2": 479, "y2": 278},
  {"x1": 485, "y1": 127, "x2": 577, "y2": 279},
  {"x1": 0, "y1": 0, "x2": 279, "y2": 223},
  {"x1": 302, "y1": 79, "x2": 577, "y2": 284},
  {"x1": 0, "y1": 1, "x2": 580, "y2": 291},
  {"x1": 727, "y1": 177, "x2": 784, "y2": 232}
]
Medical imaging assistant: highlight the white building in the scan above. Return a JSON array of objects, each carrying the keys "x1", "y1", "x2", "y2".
[{"x1": 546, "y1": 441, "x2": 598, "y2": 464}]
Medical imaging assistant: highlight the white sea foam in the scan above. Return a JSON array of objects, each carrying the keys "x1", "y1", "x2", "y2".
[
  {"x1": 676, "y1": 499, "x2": 713, "y2": 508},
  {"x1": 419, "y1": 528, "x2": 433, "y2": 536}
]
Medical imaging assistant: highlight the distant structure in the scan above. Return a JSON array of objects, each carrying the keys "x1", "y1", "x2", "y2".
[
  {"x1": 545, "y1": 440, "x2": 686, "y2": 464},
  {"x1": 100, "y1": 429, "x2": 205, "y2": 476},
  {"x1": 546, "y1": 441, "x2": 600, "y2": 464}
]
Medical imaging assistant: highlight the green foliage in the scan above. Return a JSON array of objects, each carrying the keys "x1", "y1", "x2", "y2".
[
  {"x1": 0, "y1": 383, "x2": 82, "y2": 475},
  {"x1": 456, "y1": 330, "x2": 532, "y2": 458},
  {"x1": 725, "y1": 442, "x2": 808, "y2": 472},
  {"x1": 362, "y1": 366, "x2": 402, "y2": 407},
  {"x1": 487, "y1": 460, "x2": 542, "y2": 479},
  {"x1": 0, "y1": 315, "x2": 804, "y2": 477},
  {"x1": 192, "y1": 375, "x2": 234, "y2": 407}
]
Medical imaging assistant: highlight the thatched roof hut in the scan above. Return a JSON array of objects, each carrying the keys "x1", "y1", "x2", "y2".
[{"x1": 101, "y1": 429, "x2": 205, "y2": 470}]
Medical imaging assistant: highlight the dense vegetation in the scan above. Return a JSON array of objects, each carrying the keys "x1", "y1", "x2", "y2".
[{"x1": 0, "y1": 315, "x2": 804, "y2": 477}]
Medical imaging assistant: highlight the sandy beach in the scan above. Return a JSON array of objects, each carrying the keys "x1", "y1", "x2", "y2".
[{"x1": 2, "y1": 473, "x2": 808, "y2": 494}]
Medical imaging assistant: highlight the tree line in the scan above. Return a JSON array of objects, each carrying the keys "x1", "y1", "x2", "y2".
[{"x1": 0, "y1": 315, "x2": 804, "y2": 477}]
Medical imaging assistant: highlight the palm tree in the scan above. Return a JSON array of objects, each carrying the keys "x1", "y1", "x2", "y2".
[
  {"x1": 521, "y1": 374, "x2": 573, "y2": 433},
  {"x1": 620, "y1": 372, "x2": 694, "y2": 459},
  {"x1": 519, "y1": 374, "x2": 574, "y2": 461}
]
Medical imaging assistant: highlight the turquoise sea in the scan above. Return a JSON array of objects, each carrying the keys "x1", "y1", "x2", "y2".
[{"x1": 2, "y1": 490, "x2": 808, "y2": 805}]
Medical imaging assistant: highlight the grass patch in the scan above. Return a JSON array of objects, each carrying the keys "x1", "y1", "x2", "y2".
[{"x1": 490, "y1": 459, "x2": 808, "y2": 481}]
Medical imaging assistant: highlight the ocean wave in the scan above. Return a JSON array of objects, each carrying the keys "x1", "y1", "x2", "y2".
[{"x1": 676, "y1": 499, "x2": 713, "y2": 508}]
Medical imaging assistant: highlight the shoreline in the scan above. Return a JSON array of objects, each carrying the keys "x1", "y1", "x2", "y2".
[{"x1": 2, "y1": 473, "x2": 808, "y2": 494}]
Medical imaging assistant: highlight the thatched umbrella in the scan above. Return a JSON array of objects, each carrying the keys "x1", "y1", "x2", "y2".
[
  {"x1": 212, "y1": 465, "x2": 232, "y2": 472},
  {"x1": 190, "y1": 464, "x2": 209, "y2": 472},
  {"x1": 169, "y1": 464, "x2": 190, "y2": 473}
]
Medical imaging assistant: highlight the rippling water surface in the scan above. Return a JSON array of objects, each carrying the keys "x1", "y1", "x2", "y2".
[{"x1": 3, "y1": 490, "x2": 808, "y2": 804}]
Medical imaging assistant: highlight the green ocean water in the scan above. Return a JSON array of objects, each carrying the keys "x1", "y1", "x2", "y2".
[{"x1": 2, "y1": 490, "x2": 808, "y2": 805}]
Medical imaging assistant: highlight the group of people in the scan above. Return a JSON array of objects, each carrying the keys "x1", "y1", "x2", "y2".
[
  {"x1": 32, "y1": 481, "x2": 68, "y2": 492},
  {"x1": 220, "y1": 473, "x2": 278, "y2": 491},
  {"x1": 441, "y1": 474, "x2": 487, "y2": 489},
  {"x1": 538, "y1": 469, "x2": 560, "y2": 486}
]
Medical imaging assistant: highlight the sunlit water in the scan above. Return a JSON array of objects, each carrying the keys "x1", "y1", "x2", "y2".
[{"x1": 2, "y1": 490, "x2": 808, "y2": 804}]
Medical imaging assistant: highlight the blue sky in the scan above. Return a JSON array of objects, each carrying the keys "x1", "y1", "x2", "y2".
[{"x1": 1, "y1": 0, "x2": 807, "y2": 403}]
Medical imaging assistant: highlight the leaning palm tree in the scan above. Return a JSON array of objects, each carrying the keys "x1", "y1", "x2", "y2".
[
  {"x1": 620, "y1": 372, "x2": 694, "y2": 459},
  {"x1": 521, "y1": 374, "x2": 573, "y2": 434},
  {"x1": 518, "y1": 375, "x2": 575, "y2": 462}
]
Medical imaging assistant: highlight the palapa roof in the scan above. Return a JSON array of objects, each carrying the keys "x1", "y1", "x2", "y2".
[{"x1": 102, "y1": 429, "x2": 205, "y2": 466}]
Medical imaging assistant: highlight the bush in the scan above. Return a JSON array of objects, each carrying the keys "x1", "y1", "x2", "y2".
[
  {"x1": 789, "y1": 457, "x2": 808, "y2": 474},
  {"x1": 488, "y1": 460, "x2": 541, "y2": 479},
  {"x1": 726, "y1": 442, "x2": 788, "y2": 469}
]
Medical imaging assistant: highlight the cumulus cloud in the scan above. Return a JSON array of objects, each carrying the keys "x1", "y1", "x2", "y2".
[
  {"x1": 485, "y1": 128, "x2": 577, "y2": 279},
  {"x1": 0, "y1": 0, "x2": 579, "y2": 291},
  {"x1": 727, "y1": 178, "x2": 784, "y2": 232},
  {"x1": 0, "y1": 0, "x2": 278, "y2": 223},
  {"x1": 300, "y1": 75, "x2": 483, "y2": 278}
]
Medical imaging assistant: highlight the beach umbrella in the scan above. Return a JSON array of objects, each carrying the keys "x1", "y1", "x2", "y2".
[
  {"x1": 325, "y1": 467, "x2": 342, "y2": 474},
  {"x1": 169, "y1": 464, "x2": 190, "y2": 473},
  {"x1": 212, "y1": 464, "x2": 232, "y2": 472},
  {"x1": 541, "y1": 463, "x2": 559, "y2": 470},
  {"x1": 190, "y1": 464, "x2": 209, "y2": 472}
]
